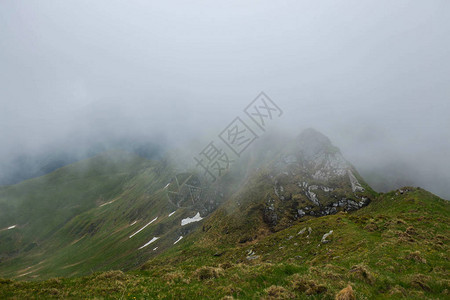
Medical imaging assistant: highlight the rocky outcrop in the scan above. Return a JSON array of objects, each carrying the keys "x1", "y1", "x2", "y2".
[
  {"x1": 348, "y1": 170, "x2": 365, "y2": 193},
  {"x1": 262, "y1": 128, "x2": 373, "y2": 229}
]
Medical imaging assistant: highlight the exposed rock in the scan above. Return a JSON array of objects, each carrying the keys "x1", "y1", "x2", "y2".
[
  {"x1": 348, "y1": 170, "x2": 365, "y2": 193},
  {"x1": 260, "y1": 128, "x2": 373, "y2": 229},
  {"x1": 321, "y1": 230, "x2": 333, "y2": 243},
  {"x1": 321, "y1": 186, "x2": 333, "y2": 192},
  {"x1": 263, "y1": 206, "x2": 278, "y2": 227},
  {"x1": 312, "y1": 154, "x2": 348, "y2": 181},
  {"x1": 306, "y1": 186, "x2": 320, "y2": 206},
  {"x1": 297, "y1": 227, "x2": 307, "y2": 235},
  {"x1": 283, "y1": 154, "x2": 297, "y2": 164},
  {"x1": 321, "y1": 206, "x2": 337, "y2": 216},
  {"x1": 246, "y1": 254, "x2": 259, "y2": 261}
]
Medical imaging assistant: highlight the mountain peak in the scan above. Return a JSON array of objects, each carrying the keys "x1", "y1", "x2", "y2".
[{"x1": 296, "y1": 128, "x2": 335, "y2": 159}]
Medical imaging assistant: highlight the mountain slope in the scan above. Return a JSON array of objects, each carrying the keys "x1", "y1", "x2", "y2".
[
  {"x1": 0, "y1": 128, "x2": 380, "y2": 280},
  {"x1": 0, "y1": 151, "x2": 179, "y2": 279},
  {"x1": 199, "y1": 128, "x2": 377, "y2": 247},
  {"x1": 1, "y1": 188, "x2": 448, "y2": 299},
  {"x1": 0, "y1": 151, "x2": 148, "y2": 257},
  {"x1": 0, "y1": 129, "x2": 448, "y2": 299},
  {"x1": 0, "y1": 149, "x2": 238, "y2": 279}
]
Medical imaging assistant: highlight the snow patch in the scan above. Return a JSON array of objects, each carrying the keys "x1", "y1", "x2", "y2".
[
  {"x1": 181, "y1": 212, "x2": 203, "y2": 226},
  {"x1": 129, "y1": 217, "x2": 158, "y2": 238},
  {"x1": 7, "y1": 225, "x2": 17, "y2": 230},
  {"x1": 99, "y1": 200, "x2": 116, "y2": 207},
  {"x1": 17, "y1": 271, "x2": 33, "y2": 278},
  {"x1": 153, "y1": 247, "x2": 158, "y2": 251},
  {"x1": 163, "y1": 183, "x2": 170, "y2": 189},
  {"x1": 138, "y1": 237, "x2": 159, "y2": 250},
  {"x1": 129, "y1": 221, "x2": 137, "y2": 226},
  {"x1": 174, "y1": 236, "x2": 183, "y2": 244},
  {"x1": 168, "y1": 210, "x2": 176, "y2": 217}
]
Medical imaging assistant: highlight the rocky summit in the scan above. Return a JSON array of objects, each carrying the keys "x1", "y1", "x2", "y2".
[{"x1": 263, "y1": 128, "x2": 373, "y2": 228}]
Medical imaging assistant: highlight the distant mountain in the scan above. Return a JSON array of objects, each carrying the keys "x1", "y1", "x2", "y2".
[{"x1": 0, "y1": 138, "x2": 164, "y2": 187}]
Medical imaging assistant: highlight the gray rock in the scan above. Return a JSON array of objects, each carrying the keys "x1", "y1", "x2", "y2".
[
  {"x1": 321, "y1": 230, "x2": 333, "y2": 243},
  {"x1": 348, "y1": 170, "x2": 365, "y2": 193},
  {"x1": 298, "y1": 227, "x2": 307, "y2": 235},
  {"x1": 246, "y1": 255, "x2": 260, "y2": 260}
]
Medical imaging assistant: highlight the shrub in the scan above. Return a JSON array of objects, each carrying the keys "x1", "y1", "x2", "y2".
[
  {"x1": 95, "y1": 270, "x2": 126, "y2": 281},
  {"x1": 405, "y1": 251, "x2": 427, "y2": 264},
  {"x1": 264, "y1": 285, "x2": 294, "y2": 299},
  {"x1": 335, "y1": 285, "x2": 356, "y2": 300},
  {"x1": 349, "y1": 264, "x2": 375, "y2": 285},
  {"x1": 291, "y1": 274, "x2": 327, "y2": 295},
  {"x1": 193, "y1": 266, "x2": 224, "y2": 280},
  {"x1": 410, "y1": 274, "x2": 431, "y2": 291}
]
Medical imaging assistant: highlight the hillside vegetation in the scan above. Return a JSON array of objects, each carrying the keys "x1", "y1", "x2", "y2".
[
  {"x1": 1, "y1": 130, "x2": 448, "y2": 299},
  {"x1": 1, "y1": 187, "x2": 448, "y2": 299}
]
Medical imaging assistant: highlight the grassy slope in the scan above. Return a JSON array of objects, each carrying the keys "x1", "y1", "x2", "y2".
[
  {"x1": 1, "y1": 187, "x2": 448, "y2": 299},
  {"x1": 0, "y1": 151, "x2": 193, "y2": 280},
  {"x1": 0, "y1": 151, "x2": 147, "y2": 254}
]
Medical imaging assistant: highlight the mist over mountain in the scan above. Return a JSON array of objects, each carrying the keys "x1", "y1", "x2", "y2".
[
  {"x1": 1, "y1": 1, "x2": 449, "y2": 198},
  {"x1": 0, "y1": 2, "x2": 449, "y2": 298},
  {"x1": 0, "y1": 127, "x2": 448, "y2": 299}
]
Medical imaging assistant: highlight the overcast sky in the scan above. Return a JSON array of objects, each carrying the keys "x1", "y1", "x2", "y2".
[{"x1": 1, "y1": 1, "x2": 449, "y2": 197}]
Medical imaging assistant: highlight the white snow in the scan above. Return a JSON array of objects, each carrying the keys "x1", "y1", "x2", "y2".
[
  {"x1": 138, "y1": 237, "x2": 160, "y2": 250},
  {"x1": 17, "y1": 271, "x2": 33, "y2": 278},
  {"x1": 174, "y1": 236, "x2": 183, "y2": 244},
  {"x1": 163, "y1": 183, "x2": 170, "y2": 189},
  {"x1": 129, "y1": 217, "x2": 158, "y2": 238},
  {"x1": 129, "y1": 221, "x2": 137, "y2": 226},
  {"x1": 153, "y1": 247, "x2": 158, "y2": 251},
  {"x1": 168, "y1": 210, "x2": 176, "y2": 217},
  {"x1": 7, "y1": 225, "x2": 17, "y2": 230},
  {"x1": 99, "y1": 200, "x2": 115, "y2": 207},
  {"x1": 181, "y1": 212, "x2": 203, "y2": 226}
]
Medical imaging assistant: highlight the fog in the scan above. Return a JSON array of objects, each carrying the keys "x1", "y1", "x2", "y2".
[{"x1": 1, "y1": 1, "x2": 449, "y2": 198}]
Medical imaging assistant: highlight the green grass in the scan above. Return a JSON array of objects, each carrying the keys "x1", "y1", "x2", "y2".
[
  {"x1": 0, "y1": 151, "x2": 146, "y2": 253},
  {"x1": 1, "y1": 187, "x2": 448, "y2": 299},
  {"x1": 0, "y1": 151, "x2": 187, "y2": 280}
]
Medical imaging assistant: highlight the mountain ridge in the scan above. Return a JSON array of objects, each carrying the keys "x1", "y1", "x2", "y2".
[{"x1": 0, "y1": 129, "x2": 448, "y2": 299}]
